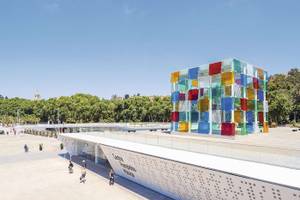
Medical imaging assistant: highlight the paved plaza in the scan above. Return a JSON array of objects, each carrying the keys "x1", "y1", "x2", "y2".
[{"x1": 0, "y1": 134, "x2": 170, "y2": 200}]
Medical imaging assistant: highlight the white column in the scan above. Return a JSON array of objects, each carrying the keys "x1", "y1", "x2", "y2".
[{"x1": 95, "y1": 144, "x2": 98, "y2": 164}]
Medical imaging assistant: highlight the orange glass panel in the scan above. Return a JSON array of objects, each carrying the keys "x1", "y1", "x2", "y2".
[
  {"x1": 171, "y1": 71, "x2": 180, "y2": 83},
  {"x1": 221, "y1": 72, "x2": 234, "y2": 85},
  {"x1": 247, "y1": 88, "x2": 255, "y2": 100},
  {"x1": 263, "y1": 122, "x2": 269, "y2": 133}
]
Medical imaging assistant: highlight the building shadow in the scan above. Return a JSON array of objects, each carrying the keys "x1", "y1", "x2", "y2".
[{"x1": 59, "y1": 153, "x2": 173, "y2": 200}]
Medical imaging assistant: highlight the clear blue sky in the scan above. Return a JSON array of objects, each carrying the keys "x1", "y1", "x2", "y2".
[{"x1": 0, "y1": 0, "x2": 299, "y2": 99}]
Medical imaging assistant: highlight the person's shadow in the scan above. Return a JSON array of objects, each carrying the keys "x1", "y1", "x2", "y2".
[{"x1": 59, "y1": 153, "x2": 172, "y2": 200}]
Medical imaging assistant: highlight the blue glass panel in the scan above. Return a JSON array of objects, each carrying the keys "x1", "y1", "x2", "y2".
[
  {"x1": 171, "y1": 91, "x2": 179, "y2": 103},
  {"x1": 257, "y1": 90, "x2": 264, "y2": 101},
  {"x1": 246, "y1": 111, "x2": 254, "y2": 122},
  {"x1": 198, "y1": 122, "x2": 210, "y2": 134},
  {"x1": 171, "y1": 122, "x2": 178, "y2": 131},
  {"x1": 188, "y1": 67, "x2": 199, "y2": 79},
  {"x1": 246, "y1": 123, "x2": 254, "y2": 133},
  {"x1": 191, "y1": 112, "x2": 199, "y2": 123},
  {"x1": 221, "y1": 97, "x2": 234, "y2": 111},
  {"x1": 179, "y1": 112, "x2": 187, "y2": 121},
  {"x1": 200, "y1": 112, "x2": 209, "y2": 122},
  {"x1": 241, "y1": 74, "x2": 247, "y2": 87}
]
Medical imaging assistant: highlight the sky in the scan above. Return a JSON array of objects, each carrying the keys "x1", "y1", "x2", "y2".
[{"x1": 0, "y1": 0, "x2": 299, "y2": 99}]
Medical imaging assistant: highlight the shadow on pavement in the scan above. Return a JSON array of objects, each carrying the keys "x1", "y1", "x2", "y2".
[{"x1": 59, "y1": 153, "x2": 173, "y2": 200}]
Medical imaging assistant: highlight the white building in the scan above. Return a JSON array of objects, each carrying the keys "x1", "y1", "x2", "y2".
[{"x1": 59, "y1": 129, "x2": 300, "y2": 200}]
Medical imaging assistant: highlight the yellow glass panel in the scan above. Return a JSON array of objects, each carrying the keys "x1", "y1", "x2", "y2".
[
  {"x1": 234, "y1": 111, "x2": 242, "y2": 123},
  {"x1": 171, "y1": 71, "x2": 180, "y2": 83},
  {"x1": 224, "y1": 85, "x2": 232, "y2": 96},
  {"x1": 191, "y1": 80, "x2": 198, "y2": 87},
  {"x1": 179, "y1": 122, "x2": 189, "y2": 132},
  {"x1": 221, "y1": 72, "x2": 234, "y2": 85},
  {"x1": 198, "y1": 97, "x2": 209, "y2": 112},
  {"x1": 247, "y1": 88, "x2": 255, "y2": 100}
]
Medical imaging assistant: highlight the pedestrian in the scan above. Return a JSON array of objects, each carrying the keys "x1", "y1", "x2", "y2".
[
  {"x1": 109, "y1": 169, "x2": 115, "y2": 186},
  {"x1": 39, "y1": 144, "x2": 43, "y2": 151},
  {"x1": 24, "y1": 144, "x2": 29, "y2": 153},
  {"x1": 68, "y1": 160, "x2": 74, "y2": 174},
  {"x1": 82, "y1": 160, "x2": 87, "y2": 168},
  {"x1": 79, "y1": 167, "x2": 87, "y2": 183}
]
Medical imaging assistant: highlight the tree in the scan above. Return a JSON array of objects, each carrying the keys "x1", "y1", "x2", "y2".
[{"x1": 268, "y1": 68, "x2": 300, "y2": 124}]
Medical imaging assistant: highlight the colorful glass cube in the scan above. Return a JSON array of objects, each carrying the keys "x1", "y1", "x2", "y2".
[{"x1": 170, "y1": 58, "x2": 268, "y2": 135}]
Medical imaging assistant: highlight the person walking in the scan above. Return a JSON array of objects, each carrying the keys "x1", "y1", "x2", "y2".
[
  {"x1": 24, "y1": 144, "x2": 29, "y2": 153},
  {"x1": 82, "y1": 160, "x2": 87, "y2": 168},
  {"x1": 68, "y1": 160, "x2": 74, "y2": 174},
  {"x1": 109, "y1": 169, "x2": 115, "y2": 186},
  {"x1": 79, "y1": 167, "x2": 87, "y2": 183},
  {"x1": 39, "y1": 144, "x2": 43, "y2": 151}
]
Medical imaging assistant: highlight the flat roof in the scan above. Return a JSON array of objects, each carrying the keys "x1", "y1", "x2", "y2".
[
  {"x1": 15, "y1": 123, "x2": 169, "y2": 130},
  {"x1": 60, "y1": 132, "x2": 300, "y2": 189}
]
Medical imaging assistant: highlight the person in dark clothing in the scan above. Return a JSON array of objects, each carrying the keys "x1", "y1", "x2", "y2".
[
  {"x1": 109, "y1": 169, "x2": 115, "y2": 186},
  {"x1": 68, "y1": 161, "x2": 74, "y2": 174},
  {"x1": 24, "y1": 144, "x2": 29, "y2": 153},
  {"x1": 39, "y1": 144, "x2": 43, "y2": 151}
]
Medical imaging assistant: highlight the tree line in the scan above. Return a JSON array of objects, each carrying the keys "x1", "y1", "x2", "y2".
[
  {"x1": 0, "y1": 68, "x2": 299, "y2": 125},
  {"x1": 0, "y1": 94, "x2": 171, "y2": 124}
]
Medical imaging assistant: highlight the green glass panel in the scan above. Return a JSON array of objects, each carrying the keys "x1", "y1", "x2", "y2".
[
  {"x1": 211, "y1": 74, "x2": 221, "y2": 87},
  {"x1": 263, "y1": 80, "x2": 267, "y2": 91},
  {"x1": 233, "y1": 59, "x2": 241, "y2": 73},
  {"x1": 212, "y1": 86, "x2": 221, "y2": 98},
  {"x1": 265, "y1": 113, "x2": 269, "y2": 122},
  {"x1": 212, "y1": 123, "x2": 221, "y2": 135},
  {"x1": 234, "y1": 98, "x2": 241, "y2": 110},
  {"x1": 178, "y1": 80, "x2": 187, "y2": 92},
  {"x1": 238, "y1": 123, "x2": 247, "y2": 135},
  {"x1": 257, "y1": 101, "x2": 263, "y2": 111}
]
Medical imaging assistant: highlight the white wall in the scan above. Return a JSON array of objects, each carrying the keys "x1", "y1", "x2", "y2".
[{"x1": 101, "y1": 145, "x2": 300, "y2": 200}]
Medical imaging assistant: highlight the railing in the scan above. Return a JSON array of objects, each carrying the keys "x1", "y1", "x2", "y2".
[{"x1": 85, "y1": 131, "x2": 300, "y2": 170}]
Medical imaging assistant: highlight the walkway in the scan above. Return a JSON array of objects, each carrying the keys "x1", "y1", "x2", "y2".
[{"x1": 0, "y1": 134, "x2": 171, "y2": 200}]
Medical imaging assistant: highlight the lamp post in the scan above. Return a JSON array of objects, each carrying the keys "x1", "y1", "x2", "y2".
[{"x1": 17, "y1": 109, "x2": 20, "y2": 125}]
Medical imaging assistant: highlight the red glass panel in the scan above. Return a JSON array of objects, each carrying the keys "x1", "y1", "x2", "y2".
[
  {"x1": 241, "y1": 98, "x2": 247, "y2": 111},
  {"x1": 188, "y1": 89, "x2": 199, "y2": 100},
  {"x1": 258, "y1": 112, "x2": 264, "y2": 124},
  {"x1": 209, "y1": 62, "x2": 222, "y2": 75},
  {"x1": 179, "y1": 93, "x2": 186, "y2": 101},
  {"x1": 171, "y1": 112, "x2": 179, "y2": 122},
  {"x1": 253, "y1": 77, "x2": 259, "y2": 89},
  {"x1": 221, "y1": 123, "x2": 236, "y2": 136}
]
